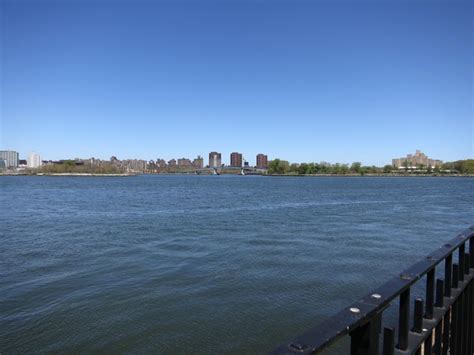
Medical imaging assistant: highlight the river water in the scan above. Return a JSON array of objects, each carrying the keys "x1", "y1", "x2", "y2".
[{"x1": 1, "y1": 175, "x2": 473, "y2": 354}]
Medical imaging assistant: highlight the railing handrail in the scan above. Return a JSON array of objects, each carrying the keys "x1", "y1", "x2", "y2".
[{"x1": 269, "y1": 226, "x2": 474, "y2": 354}]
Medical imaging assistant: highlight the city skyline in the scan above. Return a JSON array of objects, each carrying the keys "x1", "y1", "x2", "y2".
[
  {"x1": 0, "y1": 148, "x2": 449, "y2": 169},
  {"x1": 2, "y1": 1, "x2": 473, "y2": 165}
]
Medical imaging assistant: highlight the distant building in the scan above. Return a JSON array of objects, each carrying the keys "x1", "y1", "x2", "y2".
[
  {"x1": 392, "y1": 150, "x2": 442, "y2": 169},
  {"x1": 110, "y1": 156, "x2": 119, "y2": 164},
  {"x1": 0, "y1": 150, "x2": 19, "y2": 168},
  {"x1": 168, "y1": 159, "x2": 177, "y2": 167},
  {"x1": 27, "y1": 152, "x2": 42, "y2": 168},
  {"x1": 156, "y1": 159, "x2": 167, "y2": 168},
  {"x1": 230, "y1": 152, "x2": 243, "y2": 167},
  {"x1": 256, "y1": 154, "x2": 268, "y2": 169},
  {"x1": 209, "y1": 152, "x2": 221, "y2": 168},
  {"x1": 178, "y1": 158, "x2": 193, "y2": 168},
  {"x1": 122, "y1": 159, "x2": 147, "y2": 172},
  {"x1": 192, "y1": 156, "x2": 204, "y2": 169}
]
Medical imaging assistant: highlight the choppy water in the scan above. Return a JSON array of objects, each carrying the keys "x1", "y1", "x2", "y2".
[{"x1": 1, "y1": 175, "x2": 473, "y2": 354}]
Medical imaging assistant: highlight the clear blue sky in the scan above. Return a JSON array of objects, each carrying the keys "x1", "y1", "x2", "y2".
[{"x1": 1, "y1": 0, "x2": 472, "y2": 166}]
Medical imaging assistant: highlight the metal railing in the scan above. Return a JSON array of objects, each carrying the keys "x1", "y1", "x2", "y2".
[{"x1": 270, "y1": 226, "x2": 474, "y2": 355}]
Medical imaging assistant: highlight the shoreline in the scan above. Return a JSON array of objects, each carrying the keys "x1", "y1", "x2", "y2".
[
  {"x1": 1, "y1": 172, "x2": 473, "y2": 178},
  {"x1": 265, "y1": 173, "x2": 474, "y2": 177},
  {"x1": 0, "y1": 173, "x2": 136, "y2": 177}
]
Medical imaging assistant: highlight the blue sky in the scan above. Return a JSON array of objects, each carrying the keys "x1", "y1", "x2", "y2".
[{"x1": 1, "y1": 0, "x2": 472, "y2": 166}]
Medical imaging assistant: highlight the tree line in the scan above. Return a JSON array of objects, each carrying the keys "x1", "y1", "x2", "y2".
[
  {"x1": 442, "y1": 160, "x2": 474, "y2": 174},
  {"x1": 268, "y1": 159, "x2": 474, "y2": 175},
  {"x1": 39, "y1": 161, "x2": 125, "y2": 174}
]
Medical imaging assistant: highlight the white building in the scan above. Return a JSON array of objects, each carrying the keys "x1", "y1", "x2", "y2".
[
  {"x1": 0, "y1": 150, "x2": 19, "y2": 168},
  {"x1": 27, "y1": 152, "x2": 42, "y2": 168}
]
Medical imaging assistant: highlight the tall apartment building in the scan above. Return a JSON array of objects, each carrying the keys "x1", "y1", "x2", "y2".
[
  {"x1": 256, "y1": 154, "x2": 268, "y2": 169},
  {"x1": 230, "y1": 152, "x2": 243, "y2": 167},
  {"x1": 0, "y1": 150, "x2": 19, "y2": 168},
  {"x1": 27, "y1": 152, "x2": 42, "y2": 168},
  {"x1": 392, "y1": 150, "x2": 442, "y2": 169},
  {"x1": 209, "y1": 152, "x2": 221, "y2": 168},
  {"x1": 192, "y1": 156, "x2": 204, "y2": 169}
]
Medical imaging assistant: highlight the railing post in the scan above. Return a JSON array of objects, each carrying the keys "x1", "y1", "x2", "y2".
[
  {"x1": 383, "y1": 327, "x2": 394, "y2": 355},
  {"x1": 448, "y1": 263, "x2": 460, "y2": 355},
  {"x1": 467, "y1": 278, "x2": 473, "y2": 355},
  {"x1": 397, "y1": 288, "x2": 410, "y2": 351},
  {"x1": 456, "y1": 285, "x2": 464, "y2": 354},
  {"x1": 470, "y1": 278, "x2": 474, "y2": 355},
  {"x1": 450, "y1": 300, "x2": 458, "y2": 354},
  {"x1": 451, "y1": 262, "x2": 460, "y2": 354},
  {"x1": 412, "y1": 298, "x2": 423, "y2": 333},
  {"x1": 434, "y1": 279, "x2": 444, "y2": 355},
  {"x1": 425, "y1": 269, "x2": 435, "y2": 319},
  {"x1": 470, "y1": 236, "x2": 474, "y2": 270},
  {"x1": 465, "y1": 252, "x2": 470, "y2": 275},
  {"x1": 469, "y1": 279, "x2": 474, "y2": 355},
  {"x1": 452, "y1": 263, "x2": 459, "y2": 289},
  {"x1": 424, "y1": 331, "x2": 432, "y2": 355},
  {"x1": 350, "y1": 313, "x2": 381, "y2": 355},
  {"x1": 470, "y1": 236, "x2": 474, "y2": 355},
  {"x1": 434, "y1": 321, "x2": 443, "y2": 355},
  {"x1": 463, "y1": 253, "x2": 470, "y2": 355},
  {"x1": 435, "y1": 279, "x2": 444, "y2": 308},
  {"x1": 459, "y1": 243, "x2": 465, "y2": 282},
  {"x1": 442, "y1": 309, "x2": 450, "y2": 355},
  {"x1": 445, "y1": 254, "x2": 452, "y2": 297}
]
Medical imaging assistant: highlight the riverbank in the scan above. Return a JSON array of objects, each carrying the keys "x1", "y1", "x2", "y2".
[
  {"x1": 265, "y1": 173, "x2": 474, "y2": 177},
  {"x1": 0, "y1": 173, "x2": 136, "y2": 177},
  {"x1": 2, "y1": 172, "x2": 474, "y2": 177}
]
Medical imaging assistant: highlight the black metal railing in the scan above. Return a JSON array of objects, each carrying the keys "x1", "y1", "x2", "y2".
[{"x1": 270, "y1": 226, "x2": 474, "y2": 355}]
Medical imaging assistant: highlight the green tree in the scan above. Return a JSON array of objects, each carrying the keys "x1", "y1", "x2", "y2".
[
  {"x1": 443, "y1": 159, "x2": 474, "y2": 174},
  {"x1": 313, "y1": 163, "x2": 322, "y2": 174},
  {"x1": 298, "y1": 163, "x2": 308, "y2": 175},
  {"x1": 350, "y1": 162, "x2": 362, "y2": 174},
  {"x1": 306, "y1": 163, "x2": 316, "y2": 174},
  {"x1": 268, "y1": 159, "x2": 290, "y2": 174},
  {"x1": 340, "y1": 164, "x2": 349, "y2": 174},
  {"x1": 383, "y1": 165, "x2": 392, "y2": 173},
  {"x1": 289, "y1": 163, "x2": 300, "y2": 173},
  {"x1": 268, "y1": 159, "x2": 280, "y2": 174}
]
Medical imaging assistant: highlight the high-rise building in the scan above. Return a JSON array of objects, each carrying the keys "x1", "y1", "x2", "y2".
[
  {"x1": 230, "y1": 152, "x2": 243, "y2": 167},
  {"x1": 0, "y1": 150, "x2": 19, "y2": 168},
  {"x1": 256, "y1": 154, "x2": 268, "y2": 169},
  {"x1": 192, "y1": 156, "x2": 204, "y2": 169},
  {"x1": 27, "y1": 152, "x2": 42, "y2": 168},
  {"x1": 209, "y1": 152, "x2": 221, "y2": 168}
]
